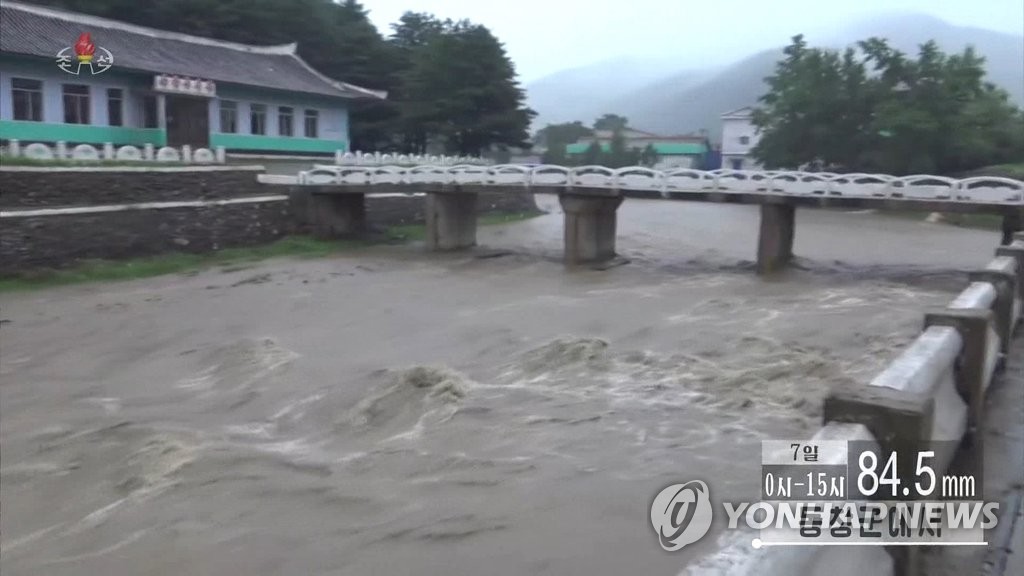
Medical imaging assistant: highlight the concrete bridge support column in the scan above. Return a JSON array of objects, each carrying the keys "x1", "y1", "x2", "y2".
[
  {"x1": 309, "y1": 193, "x2": 366, "y2": 239},
  {"x1": 425, "y1": 192, "x2": 477, "y2": 251},
  {"x1": 1001, "y1": 212, "x2": 1022, "y2": 245},
  {"x1": 559, "y1": 193, "x2": 624, "y2": 266},
  {"x1": 757, "y1": 203, "x2": 796, "y2": 275}
]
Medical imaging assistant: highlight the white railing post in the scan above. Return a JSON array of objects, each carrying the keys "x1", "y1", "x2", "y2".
[
  {"x1": 215, "y1": 146, "x2": 226, "y2": 164},
  {"x1": 181, "y1": 145, "x2": 192, "y2": 163},
  {"x1": 144, "y1": 143, "x2": 155, "y2": 161},
  {"x1": 102, "y1": 142, "x2": 114, "y2": 160},
  {"x1": 8, "y1": 139, "x2": 21, "y2": 157},
  {"x1": 55, "y1": 140, "x2": 67, "y2": 160}
]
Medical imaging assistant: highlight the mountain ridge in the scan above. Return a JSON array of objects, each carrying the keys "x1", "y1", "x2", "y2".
[{"x1": 525, "y1": 13, "x2": 1024, "y2": 139}]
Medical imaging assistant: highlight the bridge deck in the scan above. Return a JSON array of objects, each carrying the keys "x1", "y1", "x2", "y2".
[{"x1": 289, "y1": 183, "x2": 1024, "y2": 216}]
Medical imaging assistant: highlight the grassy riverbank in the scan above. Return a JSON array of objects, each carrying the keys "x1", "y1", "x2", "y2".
[{"x1": 0, "y1": 211, "x2": 540, "y2": 293}]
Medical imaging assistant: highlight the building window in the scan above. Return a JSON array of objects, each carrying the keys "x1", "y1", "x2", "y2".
[
  {"x1": 250, "y1": 103, "x2": 266, "y2": 135},
  {"x1": 304, "y1": 109, "x2": 318, "y2": 138},
  {"x1": 107, "y1": 88, "x2": 123, "y2": 126},
  {"x1": 739, "y1": 136, "x2": 750, "y2": 145},
  {"x1": 220, "y1": 100, "x2": 237, "y2": 133},
  {"x1": 730, "y1": 158, "x2": 744, "y2": 170},
  {"x1": 63, "y1": 84, "x2": 90, "y2": 124},
  {"x1": 278, "y1": 106, "x2": 294, "y2": 137},
  {"x1": 142, "y1": 95, "x2": 159, "y2": 128},
  {"x1": 12, "y1": 78, "x2": 43, "y2": 122}
]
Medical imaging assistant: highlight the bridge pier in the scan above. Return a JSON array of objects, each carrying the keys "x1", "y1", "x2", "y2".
[
  {"x1": 425, "y1": 191, "x2": 477, "y2": 251},
  {"x1": 1000, "y1": 212, "x2": 1022, "y2": 245},
  {"x1": 308, "y1": 192, "x2": 366, "y2": 239},
  {"x1": 757, "y1": 203, "x2": 796, "y2": 275},
  {"x1": 559, "y1": 193, "x2": 624, "y2": 266}
]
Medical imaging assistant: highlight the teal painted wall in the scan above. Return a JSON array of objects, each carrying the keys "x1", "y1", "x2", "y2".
[
  {"x1": 209, "y1": 85, "x2": 350, "y2": 153},
  {"x1": 210, "y1": 133, "x2": 345, "y2": 153},
  {"x1": 0, "y1": 120, "x2": 166, "y2": 146}
]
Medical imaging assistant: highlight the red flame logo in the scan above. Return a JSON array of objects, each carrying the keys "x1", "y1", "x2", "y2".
[{"x1": 74, "y1": 33, "x2": 96, "y2": 58}]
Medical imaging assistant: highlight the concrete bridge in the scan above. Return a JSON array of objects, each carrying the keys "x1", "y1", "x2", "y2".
[{"x1": 260, "y1": 164, "x2": 1024, "y2": 274}]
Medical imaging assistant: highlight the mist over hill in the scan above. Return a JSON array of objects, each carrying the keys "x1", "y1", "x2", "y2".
[{"x1": 525, "y1": 13, "x2": 1024, "y2": 140}]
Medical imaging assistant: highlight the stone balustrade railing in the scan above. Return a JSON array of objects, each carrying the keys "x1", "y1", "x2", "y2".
[
  {"x1": 295, "y1": 164, "x2": 1024, "y2": 205},
  {"x1": 696, "y1": 236, "x2": 1024, "y2": 576},
  {"x1": 332, "y1": 151, "x2": 490, "y2": 166},
  {"x1": 2, "y1": 139, "x2": 226, "y2": 164}
]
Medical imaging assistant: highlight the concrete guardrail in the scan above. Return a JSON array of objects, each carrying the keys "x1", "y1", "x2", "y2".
[{"x1": 693, "y1": 238, "x2": 1023, "y2": 576}]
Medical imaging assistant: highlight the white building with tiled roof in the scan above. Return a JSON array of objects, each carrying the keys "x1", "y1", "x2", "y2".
[{"x1": 0, "y1": 0, "x2": 385, "y2": 154}]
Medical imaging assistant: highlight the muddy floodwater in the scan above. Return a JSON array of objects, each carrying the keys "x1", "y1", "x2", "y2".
[{"x1": 0, "y1": 197, "x2": 1001, "y2": 575}]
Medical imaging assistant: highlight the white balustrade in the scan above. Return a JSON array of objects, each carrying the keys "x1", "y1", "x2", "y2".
[
  {"x1": 487, "y1": 164, "x2": 531, "y2": 185},
  {"x1": 449, "y1": 164, "x2": 489, "y2": 184},
  {"x1": 957, "y1": 177, "x2": 1024, "y2": 204},
  {"x1": 23, "y1": 142, "x2": 55, "y2": 160},
  {"x1": 829, "y1": 173, "x2": 895, "y2": 197},
  {"x1": 569, "y1": 165, "x2": 616, "y2": 188},
  {"x1": 615, "y1": 167, "x2": 664, "y2": 192},
  {"x1": 370, "y1": 165, "x2": 407, "y2": 185},
  {"x1": 156, "y1": 146, "x2": 182, "y2": 162},
  {"x1": 70, "y1": 144, "x2": 100, "y2": 161},
  {"x1": 115, "y1": 145, "x2": 143, "y2": 161},
  {"x1": 664, "y1": 168, "x2": 714, "y2": 192},
  {"x1": 893, "y1": 175, "x2": 958, "y2": 200},
  {"x1": 192, "y1": 148, "x2": 215, "y2": 164},
  {"x1": 529, "y1": 165, "x2": 571, "y2": 186},
  {"x1": 0, "y1": 142, "x2": 230, "y2": 164}
]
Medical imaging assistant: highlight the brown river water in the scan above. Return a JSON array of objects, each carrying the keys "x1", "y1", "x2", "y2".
[{"x1": 0, "y1": 196, "x2": 1001, "y2": 575}]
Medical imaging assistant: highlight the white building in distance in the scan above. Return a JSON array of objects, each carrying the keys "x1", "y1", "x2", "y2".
[{"x1": 720, "y1": 107, "x2": 762, "y2": 170}]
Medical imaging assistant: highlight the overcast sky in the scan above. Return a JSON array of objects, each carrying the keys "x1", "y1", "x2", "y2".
[{"x1": 362, "y1": 0, "x2": 1024, "y2": 83}]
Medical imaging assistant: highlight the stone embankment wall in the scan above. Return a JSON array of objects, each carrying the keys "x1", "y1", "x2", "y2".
[{"x1": 0, "y1": 167, "x2": 538, "y2": 274}]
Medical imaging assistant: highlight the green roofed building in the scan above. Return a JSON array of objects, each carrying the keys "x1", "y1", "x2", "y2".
[{"x1": 565, "y1": 128, "x2": 711, "y2": 169}]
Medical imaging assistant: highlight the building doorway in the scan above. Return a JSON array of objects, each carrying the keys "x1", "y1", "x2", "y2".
[{"x1": 165, "y1": 95, "x2": 210, "y2": 147}]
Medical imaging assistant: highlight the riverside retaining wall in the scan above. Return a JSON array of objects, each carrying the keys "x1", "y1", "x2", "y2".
[{"x1": 0, "y1": 167, "x2": 538, "y2": 274}]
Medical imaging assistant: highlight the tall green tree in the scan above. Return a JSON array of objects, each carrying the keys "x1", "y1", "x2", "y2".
[
  {"x1": 534, "y1": 121, "x2": 593, "y2": 148},
  {"x1": 535, "y1": 121, "x2": 593, "y2": 164},
  {"x1": 752, "y1": 35, "x2": 1024, "y2": 175},
  {"x1": 593, "y1": 113, "x2": 629, "y2": 132},
  {"x1": 639, "y1": 143, "x2": 659, "y2": 167},
  {"x1": 604, "y1": 128, "x2": 641, "y2": 167},
  {"x1": 392, "y1": 15, "x2": 535, "y2": 155},
  {"x1": 581, "y1": 141, "x2": 603, "y2": 165}
]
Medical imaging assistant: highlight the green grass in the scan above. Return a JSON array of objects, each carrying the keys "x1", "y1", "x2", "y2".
[
  {"x1": 0, "y1": 211, "x2": 543, "y2": 293},
  {"x1": 0, "y1": 155, "x2": 185, "y2": 168}
]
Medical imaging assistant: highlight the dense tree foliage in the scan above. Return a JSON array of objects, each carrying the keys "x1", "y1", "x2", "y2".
[
  {"x1": 535, "y1": 116, "x2": 657, "y2": 167},
  {"x1": 593, "y1": 113, "x2": 629, "y2": 132},
  {"x1": 30, "y1": 0, "x2": 534, "y2": 154},
  {"x1": 752, "y1": 35, "x2": 1024, "y2": 175},
  {"x1": 535, "y1": 121, "x2": 593, "y2": 164}
]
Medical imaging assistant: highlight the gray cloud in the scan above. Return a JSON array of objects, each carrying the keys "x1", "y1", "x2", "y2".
[{"x1": 362, "y1": 0, "x2": 1024, "y2": 82}]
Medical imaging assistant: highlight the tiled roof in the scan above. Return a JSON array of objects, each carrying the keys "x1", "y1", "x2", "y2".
[
  {"x1": 0, "y1": 1, "x2": 386, "y2": 100},
  {"x1": 721, "y1": 106, "x2": 753, "y2": 118}
]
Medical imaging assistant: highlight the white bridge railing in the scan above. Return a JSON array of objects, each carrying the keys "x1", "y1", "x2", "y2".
[
  {"x1": 3, "y1": 139, "x2": 226, "y2": 164},
  {"x1": 333, "y1": 151, "x2": 490, "y2": 166},
  {"x1": 293, "y1": 164, "x2": 1024, "y2": 205}
]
